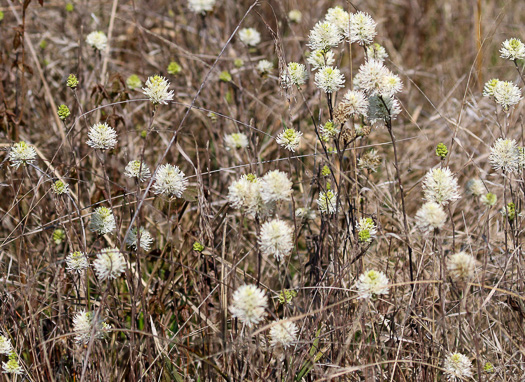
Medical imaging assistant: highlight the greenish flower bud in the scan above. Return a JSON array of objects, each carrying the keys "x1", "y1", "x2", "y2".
[
  {"x1": 436, "y1": 143, "x2": 448, "y2": 159},
  {"x1": 57, "y1": 104, "x2": 70, "y2": 120},
  {"x1": 65, "y1": 3, "x2": 74, "y2": 11},
  {"x1": 67, "y1": 74, "x2": 78, "y2": 89},
  {"x1": 126, "y1": 74, "x2": 142, "y2": 90},
  {"x1": 278, "y1": 289, "x2": 297, "y2": 305},
  {"x1": 321, "y1": 165, "x2": 330, "y2": 176},
  {"x1": 193, "y1": 241, "x2": 205, "y2": 252},
  {"x1": 358, "y1": 229, "x2": 371, "y2": 243},
  {"x1": 234, "y1": 58, "x2": 244, "y2": 68},
  {"x1": 53, "y1": 228, "x2": 66, "y2": 245},
  {"x1": 167, "y1": 61, "x2": 182, "y2": 75},
  {"x1": 219, "y1": 71, "x2": 232, "y2": 82}
]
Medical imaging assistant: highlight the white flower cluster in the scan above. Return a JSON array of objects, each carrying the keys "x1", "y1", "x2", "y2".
[
  {"x1": 124, "y1": 160, "x2": 151, "y2": 182},
  {"x1": 317, "y1": 190, "x2": 337, "y2": 214},
  {"x1": 422, "y1": 167, "x2": 461, "y2": 205},
  {"x1": 86, "y1": 122, "x2": 118, "y2": 150},
  {"x1": 259, "y1": 219, "x2": 294, "y2": 262},
  {"x1": 224, "y1": 133, "x2": 249, "y2": 150},
  {"x1": 281, "y1": 62, "x2": 308, "y2": 89},
  {"x1": 447, "y1": 251, "x2": 477, "y2": 281},
  {"x1": 500, "y1": 38, "x2": 525, "y2": 61},
  {"x1": 187, "y1": 0, "x2": 216, "y2": 14},
  {"x1": 66, "y1": 251, "x2": 89, "y2": 273},
  {"x1": 93, "y1": 247, "x2": 126, "y2": 280},
  {"x1": 238, "y1": 28, "x2": 261, "y2": 47},
  {"x1": 0, "y1": 335, "x2": 13, "y2": 355},
  {"x1": 142, "y1": 75, "x2": 174, "y2": 105},
  {"x1": 415, "y1": 202, "x2": 447, "y2": 234},
  {"x1": 228, "y1": 170, "x2": 293, "y2": 217},
  {"x1": 229, "y1": 284, "x2": 267, "y2": 327},
  {"x1": 443, "y1": 352, "x2": 473, "y2": 381},
  {"x1": 9, "y1": 141, "x2": 37, "y2": 169},
  {"x1": 489, "y1": 138, "x2": 519, "y2": 173},
  {"x1": 89, "y1": 206, "x2": 116, "y2": 235},
  {"x1": 86, "y1": 31, "x2": 107, "y2": 51},
  {"x1": 125, "y1": 226, "x2": 154, "y2": 251},
  {"x1": 256, "y1": 59, "x2": 274, "y2": 75},
  {"x1": 72, "y1": 310, "x2": 111, "y2": 344},
  {"x1": 153, "y1": 164, "x2": 188, "y2": 198},
  {"x1": 315, "y1": 66, "x2": 345, "y2": 93},
  {"x1": 355, "y1": 269, "x2": 389, "y2": 299},
  {"x1": 269, "y1": 320, "x2": 299, "y2": 349},
  {"x1": 356, "y1": 217, "x2": 377, "y2": 243},
  {"x1": 276, "y1": 128, "x2": 302, "y2": 152},
  {"x1": 354, "y1": 59, "x2": 402, "y2": 97}
]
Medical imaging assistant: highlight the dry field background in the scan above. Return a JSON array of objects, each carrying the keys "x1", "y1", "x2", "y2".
[{"x1": 1, "y1": 0, "x2": 525, "y2": 380}]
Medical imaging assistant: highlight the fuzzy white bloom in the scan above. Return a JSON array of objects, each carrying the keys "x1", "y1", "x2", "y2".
[
  {"x1": 230, "y1": 284, "x2": 267, "y2": 327},
  {"x1": 9, "y1": 141, "x2": 37, "y2": 169},
  {"x1": 2, "y1": 356, "x2": 23, "y2": 375},
  {"x1": 482, "y1": 78, "x2": 499, "y2": 97},
  {"x1": 307, "y1": 20, "x2": 342, "y2": 51},
  {"x1": 346, "y1": 11, "x2": 377, "y2": 46},
  {"x1": 89, "y1": 206, "x2": 116, "y2": 235},
  {"x1": 341, "y1": 90, "x2": 369, "y2": 116},
  {"x1": 380, "y1": 73, "x2": 403, "y2": 97},
  {"x1": 319, "y1": 121, "x2": 340, "y2": 140},
  {"x1": 447, "y1": 251, "x2": 477, "y2": 282},
  {"x1": 0, "y1": 336, "x2": 13, "y2": 355},
  {"x1": 281, "y1": 62, "x2": 308, "y2": 88},
  {"x1": 225, "y1": 133, "x2": 249, "y2": 150},
  {"x1": 86, "y1": 122, "x2": 118, "y2": 150},
  {"x1": 307, "y1": 49, "x2": 335, "y2": 71},
  {"x1": 355, "y1": 270, "x2": 389, "y2": 299},
  {"x1": 228, "y1": 174, "x2": 265, "y2": 216},
  {"x1": 480, "y1": 192, "x2": 497, "y2": 207},
  {"x1": 500, "y1": 38, "x2": 525, "y2": 61},
  {"x1": 269, "y1": 320, "x2": 299, "y2": 349},
  {"x1": 489, "y1": 138, "x2": 519, "y2": 173},
  {"x1": 317, "y1": 190, "x2": 337, "y2": 214},
  {"x1": 153, "y1": 164, "x2": 188, "y2": 198},
  {"x1": 66, "y1": 251, "x2": 89, "y2": 273},
  {"x1": 444, "y1": 352, "x2": 473, "y2": 381},
  {"x1": 354, "y1": 59, "x2": 393, "y2": 95},
  {"x1": 86, "y1": 31, "x2": 107, "y2": 51},
  {"x1": 288, "y1": 9, "x2": 302, "y2": 23},
  {"x1": 93, "y1": 248, "x2": 125, "y2": 281},
  {"x1": 239, "y1": 28, "x2": 261, "y2": 46},
  {"x1": 72, "y1": 310, "x2": 111, "y2": 344},
  {"x1": 423, "y1": 167, "x2": 460, "y2": 205},
  {"x1": 358, "y1": 149, "x2": 381, "y2": 172},
  {"x1": 188, "y1": 0, "x2": 216, "y2": 14},
  {"x1": 256, "y1": 59, "x2": 274, "y2": 75},
  {"x1": 492, "y1": 81, "x2": 522, "y2": 110},
  {"x1": 367, "y1": 43, "x2": 388, "y2": 61},
  {"x1": 259, "y1": 219, "x2": 294, "y2": 262},
  {"x1": 51, "y1": 180, "x2": 69, "y2": 195},
  {"x1": 466, "y1": 178, "x2": 485, "y2": 196},
  {"x1": 367, "y1": 95, "x2": 401, "y2": 125},
  {"x1": 125, "y1": 226, "x2": 153, "y2": 251},
  {"x1": 315, "y1": 66, "x2": 345, "y2": 93},
  {"x1": 415, "y1": 202, "x2": 447, "y2": 233},
  {"x1": 124, "y1": 160, "x2": 151, "y2": 182},
  {"x1": 296, "y1": 207, "x2": 316, "y2": 220},
  {"x1": 142, "y1": 75, "x2": 174, "y2": 105},
  {"x1": 325, "y1": 6, "x2": 350, "y2": 33},
  {"x1": 260, "y1": 170, "x2": 293, "y2": 204},
  {"x1": 356, "y1": 217, "x2": 377, "y2": 243},
  {"x1": 276, "y1": 128, "x2": 302, "y2": 152}
]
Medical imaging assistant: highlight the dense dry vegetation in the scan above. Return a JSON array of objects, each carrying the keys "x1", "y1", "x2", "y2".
[{"x1": 1, "y1": 0, "x2": 525, "y2": 380}]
